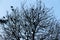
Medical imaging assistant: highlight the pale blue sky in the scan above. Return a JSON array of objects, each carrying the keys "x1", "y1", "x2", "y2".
[{"x1": 0, "y1": 0, "x2": 60, "y2": 20}]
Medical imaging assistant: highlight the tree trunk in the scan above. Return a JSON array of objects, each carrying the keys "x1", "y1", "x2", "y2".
[{"x1": 32, "y1": 30, "x2": 35, "y2": 40}]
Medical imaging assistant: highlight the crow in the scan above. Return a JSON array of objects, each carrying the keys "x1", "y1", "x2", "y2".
[{"x1": 11, "y1": 6, "x2": 13, "y2": 8}]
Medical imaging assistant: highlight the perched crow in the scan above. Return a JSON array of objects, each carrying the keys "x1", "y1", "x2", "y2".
[
  {"x1": 32, "y1": 8, "x2": 34, "y2": 11},
  {"x1": 3, "y1": 16, "x2": 5, "y2": 18},
  {"x1": 11, "y1": 6, "x2": 13, "y2": 8},
  {"x1": 11, "y1": 9, "x2": 14, "y2": 11},
  {"x1": 10, "y1": 17, "x2": 13, "y2": 21}
]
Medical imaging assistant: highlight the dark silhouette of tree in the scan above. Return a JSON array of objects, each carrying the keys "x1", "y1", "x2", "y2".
[
  {"x1": 2, "y1": 0, "x2": 60, "y2": 40},
  {"x1": 19, "y1": 0, "x2": 58, "y2": 40},
  {"x1": 3, "y1": 6, "x2": 22, "y2": 40}
]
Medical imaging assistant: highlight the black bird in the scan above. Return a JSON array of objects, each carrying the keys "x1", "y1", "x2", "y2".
[
  {"x1": 11, "y1": 9, "x2": 14, "y2": 11},
  {"x1": 32, "y1": 8, "x2": 34, "y2": 11},
  {"x1": 3, "y1": 16, "x2": 5, "y2": 18},
  {"x1": 11, "y1": 6, "x2": 13, "y2": 8}
]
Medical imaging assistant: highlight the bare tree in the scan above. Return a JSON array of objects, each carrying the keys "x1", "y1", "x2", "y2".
[
  {"x1": 19, "y1": 0, "x2": 57, "y2": 40},
  {"x1": 2, "y1": 6, "x2": 23, "y2": 40},
  {"x1": 1, "y1": 0, "x2": 60, "y2": 40}
]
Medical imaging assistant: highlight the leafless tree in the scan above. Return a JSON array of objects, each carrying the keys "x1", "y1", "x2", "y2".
[
  {"x1": 1, "y1": 0, "x2": 60, "y2": 40},
  {"x1": 2, "y1": 6, "x2": 23, "y2": 40},
  {"x1": 19, "y1": 0, "x2": 58, "y2": 40}
]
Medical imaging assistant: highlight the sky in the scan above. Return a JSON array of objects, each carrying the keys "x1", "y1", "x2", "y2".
[{"x1": 0, "y1": 0, "x2": 60, "y2": 20}]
